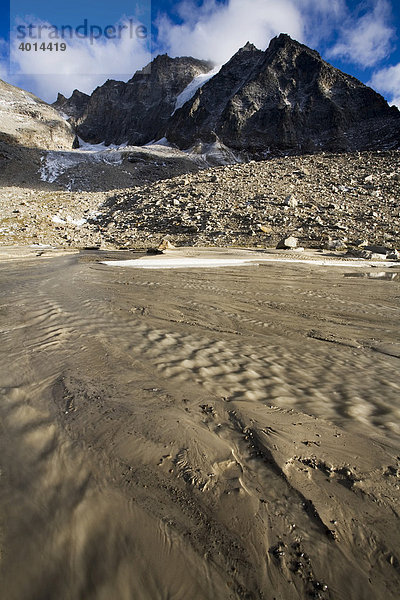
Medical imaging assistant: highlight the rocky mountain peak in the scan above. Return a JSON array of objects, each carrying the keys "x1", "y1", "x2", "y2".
[
  {"x1": 131, "y1": 53, "x2": 213, "y2": 86},
  {"x1": 267, "y1": 32, "x2": 308, "y2": 51},
  {"x1": 54, "y1": 89, "x2": 90, "y2": 120},
  {"x1": 239, "y1": 41, "x2": 258, "y2": 52},
  {"x1": 265, "y1": 33, "x2": 322, "y2": 64},
  {"x1": 165, "y1": 35, "x2": 400, "y2": 155},
  {"x1": 54, "y1": 55, "x2": 213, "y2": 146}
]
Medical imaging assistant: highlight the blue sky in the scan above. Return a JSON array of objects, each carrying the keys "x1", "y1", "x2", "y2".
[{"x1": 1, "y1": 0, "x2": 400, "y2": 106}]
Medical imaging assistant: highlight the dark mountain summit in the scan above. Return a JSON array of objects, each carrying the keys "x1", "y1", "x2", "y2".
[
  {"x1": 165, "y1": 34, "x2": 400, "y2": 154},
  {"x1": 54, "y1": 89, "x2": 90, "y2": 121},
  {"x1": 53, "y1": 55, "x2": 213, "y2": 146},
  {"x1": 54, "y1": 34, "x2": 400, "y2": 155}
]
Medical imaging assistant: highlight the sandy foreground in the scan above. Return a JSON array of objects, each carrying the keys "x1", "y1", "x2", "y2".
[{"x1": 0, "y1": 246, "x2": 399, "y2": 600}]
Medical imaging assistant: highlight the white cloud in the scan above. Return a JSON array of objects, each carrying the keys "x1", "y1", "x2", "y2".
[
  {"x1": 156, "y1": 0, "x2": 306, "y2": 64},
  {"x1": 328, "y1": 0, "x2": 394, "y2": 67},
  {"x1": 155, "y1": 0, "x2": 397, "y2": 69},
  {"x1": 1, "y1": 0, "x2": 399, "y2": 104},
  {"x1": 1, "y1": 17, "x2": 150, "y2": 102},
  {"x1": 369, "y1": 63, "x2": 400, "y2": 108},
  {"x1": 292, "y1": 0, "x2": 347, "y2": 46}
]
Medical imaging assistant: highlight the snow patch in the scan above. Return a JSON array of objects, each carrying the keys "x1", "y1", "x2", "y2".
[
  {"x1": 51, "y1": 215, "x2": 86, "y2": 226},
  {"x1": 39, "y1": 144, "x2": 124, "y2": 183},
  {"x1": 78, "y1": 138, "x2": 128, "y2": 151},
  {"x1": 173, "y1": 65, "x2": 221, "y2": 114},
  {"x1": 103, "y1": 256, "x2": 397, "y2": 270},
  {"x1": 67, "y1": 216, "x2": 87, "y2": 226},
  {"x1": 104, "y1": 257, "x2": 260, "y2": 269},
  {"x1": 22, "y1": 92, "x2": 37, "y2": 105},
  {"x1": 149, "y1": 137, "x2": 173, "y2": 147},
  {"x1": 40, "y1": 153, "x2": 79, "y2": 183}
]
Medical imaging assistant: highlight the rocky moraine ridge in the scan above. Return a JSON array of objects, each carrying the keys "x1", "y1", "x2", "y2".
[
  {"x1": 2, "y1": 150, "x2": 398, "y2": 256},
  {"x1": 92, "y1": 150, "x2": 400, "y2": 253},
  {"x1": 55, "y1": 34, "x2": 400, "y2": 156}
]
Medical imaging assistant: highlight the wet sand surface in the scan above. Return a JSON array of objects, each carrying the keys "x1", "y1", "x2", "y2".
[{"x1": 0, "y1": 247, "x2": 399, "y2": 600}]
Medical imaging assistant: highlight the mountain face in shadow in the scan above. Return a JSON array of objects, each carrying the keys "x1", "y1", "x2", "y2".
[
  {"x1": 53, "y1": 56, "x2": 213, "y2": 146},
  {"x1": 53, "y1": 34, "x2": 400, "y2": 156},
  {"x1": 165, "y1": 34, "x2": 400, "y2": 155}
]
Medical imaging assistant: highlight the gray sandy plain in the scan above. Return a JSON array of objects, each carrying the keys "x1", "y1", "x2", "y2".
[{"x1": 0, "y1": 244, "x2": 399, "y2": 600}]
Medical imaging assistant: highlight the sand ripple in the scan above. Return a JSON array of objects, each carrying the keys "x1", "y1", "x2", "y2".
[{"x1": 0, "y1": 250, "x2": 399, "y2": 599}]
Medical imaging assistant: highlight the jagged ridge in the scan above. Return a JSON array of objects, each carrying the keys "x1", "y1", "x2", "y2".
[
  {"x1": 165, "y1": 34, "x2": 400, "y2": 154},
  {"x1": 54, "y1": 33, "x2": 400, "y2": 156},
  {"x1": 54, "y1": 56, "x2": 213, "y2": 146}
]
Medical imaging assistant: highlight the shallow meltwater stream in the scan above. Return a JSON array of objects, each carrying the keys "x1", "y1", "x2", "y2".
[{"x1": 1, "y1": 249, "x2": 399, "y2": 600}]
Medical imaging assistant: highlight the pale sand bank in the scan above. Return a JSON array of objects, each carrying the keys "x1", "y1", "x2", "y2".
[
  {"x1": 0, "y1": 247, "x2": 399, "y2": 599},
  {"x1": 0, "y1": 245, "x2": 80, "y2": 261}
]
